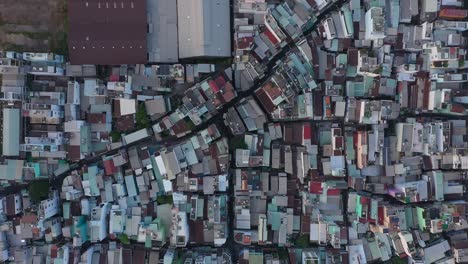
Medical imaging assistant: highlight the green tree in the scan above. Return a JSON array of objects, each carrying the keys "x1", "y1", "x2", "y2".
[
  {"x1": 185, "y1": 118, "x2": 196, "y2": 131},
  {"x1": 156, "y1": 195, "x2": 173, "y2": 205},
  {"x1": 136, "y1": 103, "x2": 151, "y2": 130},
  {"x1": 118, "y1": 233, "x2": 130, "y2": 244},
  {"x1": 294, "y1": 234, "x2": 310, "y2": 248},
  {"x1": 28, "y1": 180, "x2": 50, "y2": 202},
  {"x1": 109, "y1": 131, "x2": 121, "y2": 142},
  {"x1": 229, "y1": 136, "x2": 247, "y2": 151},
  {"x1": 390, "y1": 256, "x2": 407, "y2": 264},
  {"x1": 109, "y1": 130, "x2": 121, "y2": 142}
]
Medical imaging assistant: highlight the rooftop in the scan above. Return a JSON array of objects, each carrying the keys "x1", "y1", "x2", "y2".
[{"x1": 68, "y1": 0, "x2": 148, "y2": 65}]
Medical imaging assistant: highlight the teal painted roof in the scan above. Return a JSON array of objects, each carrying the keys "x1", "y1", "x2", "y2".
[
  {"x1": 181, "y1": 141, "x2": 198, "y2": 165},
  {"x1": 2, "y1": 108, "x2": 20, "y2": 156},
  {"x1": 342, "y1": 7, "x2": 354, "y2": 35},
  {"x1": 151, "y1": 156, "x2": 165, "y2": 193},
  {"x1": 337, "y1": 54, "x2": 348, "y2": 66},
  {"x1": 80, "y1": 126, "x2": 91, "y2": 153},
  {"x1": 63, "y1": 202, "x2": 71, "y2": 219},
  {"x1": 319, "y1": 131, "x2": 332, "y2": 146},
  {"x1": 87, "y1": 166, "x2": 100, "y2": 196},
  {"x1": 270, "y1": 212, "x2": 282, "y2": 231},
  {"x1": 125, "y1": 175, "x2": 138, "y2": 197},
  {"x1": 0, "y1": 159, "x2": 24, "y2": 181},
  {"x1": 290, "y1": 53, "x2": 307, "y2": 75},
  {"x1": 347, "y1": 66, "x2": 357, "y2": 77}
]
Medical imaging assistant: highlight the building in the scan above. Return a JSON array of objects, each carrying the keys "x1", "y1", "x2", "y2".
[
  {"x1": 2, "y1": 108, "x2": 20, "y2": 156},
  {"x1": 177, "y1": 0, "x2": 231, "y2": 59},
  {"x1": 147, "y1": 0, "x2": 178, "y2": 63},
  {"x1": 365, "y1": 7, "x2": 385, "y2": 40},
  {"x1": 68, "y1": 0, "x2": 147, "y2": 65}
]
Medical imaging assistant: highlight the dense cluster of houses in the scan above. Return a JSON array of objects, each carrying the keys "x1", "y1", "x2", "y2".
[{"x1": 0, "y1": 0, "x2": 467, "y2": 263}]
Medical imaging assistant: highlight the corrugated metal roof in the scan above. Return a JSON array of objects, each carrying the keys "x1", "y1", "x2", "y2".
[
  {"x1": 177, "y1": 0, "x2": 231, "y2": 58},
  {"x1": 147, "y1": 0, "x2": 179, "y2": 63},
  {"x1": 2, "y1": 108, "x2": 20, "y2": 156},
  {"x1": 68, "y1": 0, "x2": 147, "y2": 65}
]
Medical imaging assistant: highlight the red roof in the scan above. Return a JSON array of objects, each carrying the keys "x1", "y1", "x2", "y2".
[
  {"x1": 303, "y1": 123, "x2": 312, "y2": 140},
  {"x1": 310, "y1": 182, "x2": 323, "y2": 194},
  {"x1": 87, "y1": 113, "x2": 106, "y2": 124},
  {"x1": 263, "y1": 82, "x2": 282, "y2": 100},
  {"x1": 327, "y1": 188, "x2": 341, "y2": 196},
  {"x1": 255, "y1": 88, "x2": 276, "y2": 113},
  {"x1": 439, "y1": 8, "x2": 468, "y2": 19},
  {"x1": 451, "y1": 103, "x2": 465, "y2": 113},
  {"x1": 215, "y1": 76, "x2": 227, "y2": 88},
  {"x1": 221, "y1": 82, "x2": 236, "y2": 103},
  {"x1": 103, "y1": 159, "x2": 118, "y2": 176},
  {"x1": 360, "y1": 196, "x2": 369, "y2": 204},
  {"x1": 68, "y1": 145, "x2": 81, "y2": 162},
  {"x1": 263, "y1": 28, "x2": 279, "y2": 45},
  {"x1": 68, "y1": 0, "x2": 147, "y2": 65},
  {"x1": 378, "y1": 206, "x2": 385, "y2": 225},
  {"x1": 109, "y1": 75, "x2": 120, "y2": 82},
  {"x1": 208, "y1": 80, "x2": 220, "y2": 93},
  {"x1": 237, "y1": 37, "x2": 254, "y2": 49}
]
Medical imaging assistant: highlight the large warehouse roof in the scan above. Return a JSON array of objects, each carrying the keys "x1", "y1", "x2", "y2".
[
  {"x1": 68, "y1": 0, "x2": 148, "y2": 65},
  {"x1": 177, "y1": 0, "x2": 231, "y2": 59},
  {"x1": 147, "y1": 0, "x2": 179, "y2": 63}
]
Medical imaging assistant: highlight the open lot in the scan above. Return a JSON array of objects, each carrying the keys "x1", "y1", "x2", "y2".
[{"x1": 0, "y1": 0, "x2": 68, "y2": 56}]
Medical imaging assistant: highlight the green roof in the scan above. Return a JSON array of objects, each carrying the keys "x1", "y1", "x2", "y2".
[
  {"x1": 249, "y1": 252, "x2": 264, "y2": 264},
  {"x1": 356, "y1": 195, "x2": 362, "y2": 216},
  {"x1": 417, "y1": 207, "x2": 426, "y2": 231}
]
